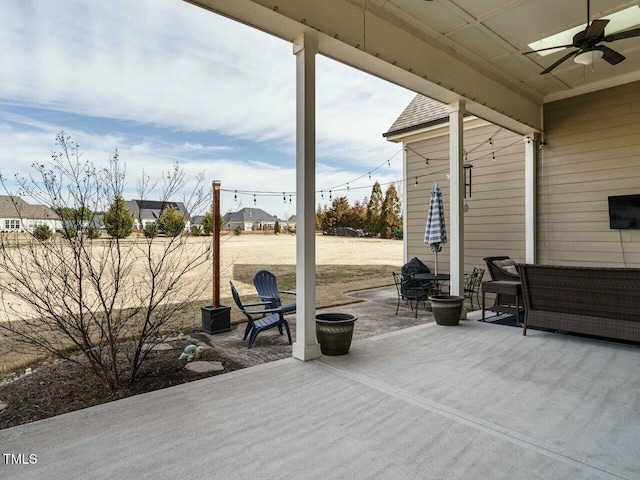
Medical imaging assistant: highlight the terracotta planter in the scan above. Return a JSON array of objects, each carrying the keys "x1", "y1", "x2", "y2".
[
  {"x1": 429, "y1": 295, "x2": 464, "y2": 326},
  {"x1": 315, "y1": 313, "x2": 357, "y2": 355},
  {"x1": 201, "y1": 305, "x2": 232, "y2": 334}
]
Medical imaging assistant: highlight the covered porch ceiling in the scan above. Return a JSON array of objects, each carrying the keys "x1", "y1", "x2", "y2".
[{"x1": 186, "y1": 0, "x2": 640, "y2": 135}]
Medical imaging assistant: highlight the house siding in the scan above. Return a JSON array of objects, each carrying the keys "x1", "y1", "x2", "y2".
[
  {"x1": 540, "y1": 81, "x2": 640, "y2": 267},
  {"x1": 405, "y1": 121, "x2": 525, "y2": 275}
]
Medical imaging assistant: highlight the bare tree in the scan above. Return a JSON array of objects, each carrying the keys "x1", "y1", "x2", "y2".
[{"x1": 0, "y1": 133, "x2": 212, "y2": 393}]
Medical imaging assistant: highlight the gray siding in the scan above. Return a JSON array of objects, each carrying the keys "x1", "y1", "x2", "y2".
[
  {"x1": 405, "y1": 121, "x2": 525, "y2": 276},
  {"x1": 541, "y1": 81, "x2": 640, "y2": 267}
]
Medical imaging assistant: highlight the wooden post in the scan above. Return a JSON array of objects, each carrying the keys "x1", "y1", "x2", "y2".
[{"x1": 213, "y1": 180, "x2": 221, "y2": 309}]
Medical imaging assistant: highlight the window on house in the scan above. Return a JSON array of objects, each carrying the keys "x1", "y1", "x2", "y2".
[{"x1": 5, "y1": 219, "x2": 20, "y2": 229}]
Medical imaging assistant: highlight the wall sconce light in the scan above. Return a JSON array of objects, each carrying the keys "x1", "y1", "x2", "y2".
[{"x1": 463, "y1": 163, "x2": 473, "y2": 198}]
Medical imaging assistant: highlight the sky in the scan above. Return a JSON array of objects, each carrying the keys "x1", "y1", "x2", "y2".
[{"x1": 0, "y1": 0, "x2": 415, "y2": 219}]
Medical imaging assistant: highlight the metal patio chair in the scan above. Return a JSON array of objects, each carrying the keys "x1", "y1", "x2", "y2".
[
  {"x1": 392, "y1": 272, "x2": 431, "y2": 318},
  {"x1": 463, "y1": 267, "x2": 485, "y2": 310}
]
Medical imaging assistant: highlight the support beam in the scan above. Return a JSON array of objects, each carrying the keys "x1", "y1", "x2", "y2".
[
  {"x1": 292, "y1": 33, "x2": 321, "y2": 361},
  {"x1": 449, "y1": 102, "x2": 464, "y2": 296},
  {"x1": 524, "y1": 134, "x2": 538, "y2": 264},
  {"x1": 402, "y1": 145, "x2": 408, "y2": 263}
]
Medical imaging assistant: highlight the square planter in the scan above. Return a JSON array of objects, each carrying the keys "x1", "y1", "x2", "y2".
[{"x1": 201, "y1": 305, "x2": 232, "y2": 334}]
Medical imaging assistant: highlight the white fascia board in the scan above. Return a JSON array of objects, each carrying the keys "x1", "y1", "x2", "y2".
[
  {"x1": 385, "y1": 117, "x2": 489, "y2": 144},
  {"x1": 186, "y1": 0, "x2": 543, "y2": 134}
]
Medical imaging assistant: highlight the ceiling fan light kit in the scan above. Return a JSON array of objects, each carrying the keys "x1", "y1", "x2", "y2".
[
  {"x1": 524, "y1": 0, "x2": 640, "y2": 74},
  {"x1": 574, "y1": 49, "x2": 604, "y2": 65}
]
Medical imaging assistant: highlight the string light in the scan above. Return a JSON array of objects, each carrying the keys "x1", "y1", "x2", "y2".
[
  {"x1": 220, "y1": 130, "x2": 519, "y2": 204},
  {"x1": 283, "y1": 192, "x2": 286, "y2": 203}
]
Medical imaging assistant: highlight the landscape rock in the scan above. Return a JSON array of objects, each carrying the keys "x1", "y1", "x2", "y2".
[
  {"x1": 184, "y1": 361, "x2": 224, "y2": 373},
  {"x1": 142, "y1": 343, "x2": 173, "y2": 352},
  {"x1": 0, "y1": 402, "x2": 7, "y2": 412}
]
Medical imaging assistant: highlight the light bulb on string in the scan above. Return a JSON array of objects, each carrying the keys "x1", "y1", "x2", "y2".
[
  {"x1": 321, "y1": 191, "x2": 324, "y2": 199},
  {"x1": 283, "y1": 192, "x2": 286, "y2": 203},
  {"x1": 289, "y1": 195, "x2": 292, "y2": 204},
  {"x1": 253, "y1": 194, "x2": 257, "y2": 205},
  {"x1": 492, "y1": 152, "x2": 495, "y2": 161},
  {"x1": 347, "y1": 183, "x2": 349, "y2": 191},
  {"x1": 387, "y1": 160, "x2": 390, "y2": 168},
  {"x1": 415, "y1": 177, "x2": 418, "y2": 186},
  {"x1": 234, "y1": 190, "x2": 237, "y2": 201},
  {"x1": 329, "y1": 190, "x2": 332, "y2": 200},
  {"x1": 489, "y1": 138, "x2": 493, "y2": 146},
  {"x1": 425, "y1": 157, "x2": 429, "y2": 165},
  {"x1": 368, "y1": 172, "x2": 371, "y2": 181}
]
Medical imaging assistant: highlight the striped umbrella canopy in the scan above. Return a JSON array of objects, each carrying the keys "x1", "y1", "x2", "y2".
[{"x1": 424, "y1": 183, "x2": 447, "y2": 273}]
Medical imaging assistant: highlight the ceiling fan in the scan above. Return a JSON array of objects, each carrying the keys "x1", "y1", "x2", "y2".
[{"x1": 524, "y1": 0, "x2": 640, "y2": 74}]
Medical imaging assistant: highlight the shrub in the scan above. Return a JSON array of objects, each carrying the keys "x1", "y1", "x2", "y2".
[
  {"x1": 233, "y1": 225, "x2": 242, "y2": 236},
  {"x1": 86, "y1": 226, "x2": 100, "y2": 239},
  {"x1": 274, "y1": 219, "x2": 280, "y2": 235},
  {"x1": 143, "y1": 222, "x2": 158, "y2": 238},
  {"x1": 157, "y1": 205, "x2": 186, "y2": 237},
  {"x1": 191, "y1": 225, "x2": 202, "y2": 236},
  {"x1": 33, "y1": 224, "x2": 51, "y2": 241},
  {"x1": 104, "y1": 196, "x2": 134, "y2": 239}
]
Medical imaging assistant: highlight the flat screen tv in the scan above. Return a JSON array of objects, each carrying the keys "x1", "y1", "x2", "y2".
[{"x1": 608, "y1": 194, "x2": 640, "y2": 229}]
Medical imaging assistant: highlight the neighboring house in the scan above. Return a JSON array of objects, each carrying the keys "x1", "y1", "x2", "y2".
[
  {"x1": 126, "y1": 200, "x2": 191, "y2": 231},
  {"x1": 285, "y1": 215, "x2": 296, "y2": 232},
  {"x1": 0, "y1": 195, "x2": 62, "y2": 233},
  {"x1": 191, "y1": 215, "x2": 205, "y2": 230},
  {"x1": 223, "y1": 208, "x2": 277, "y2": 231},
  {"x1": 385, "y1": 87, "x2": 640, "y2": 271}
]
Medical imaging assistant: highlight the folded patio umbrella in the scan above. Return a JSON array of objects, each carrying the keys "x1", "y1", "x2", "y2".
[{"x1": 424, "y1": 183, "x2": 447, "y2": 274}]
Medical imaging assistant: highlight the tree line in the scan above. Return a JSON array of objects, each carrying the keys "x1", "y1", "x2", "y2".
[{"x1": 316, "y1": 181, "x2": 402, "y2": 239}]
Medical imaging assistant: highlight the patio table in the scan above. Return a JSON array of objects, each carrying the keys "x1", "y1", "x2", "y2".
[
  {"x1": 412, "y1": 272, "x2": 450, "y2": 295},
  {"x1": 481, "y1": 280, "x2": 524, "y2": 324}
]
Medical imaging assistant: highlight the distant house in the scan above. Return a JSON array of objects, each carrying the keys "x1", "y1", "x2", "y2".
[
  {"x1": 0, "y1": 195, "x2": 62, "y2": 233},
  {"x1": 190, "y1": 215, "x2": 205, "y2": 232},
  {"x1": 126, "y1": 200, "x2": 191, "y2": 231},
  {"x1": 223, "y1": 208, "x2": 277, "y2": 231}
]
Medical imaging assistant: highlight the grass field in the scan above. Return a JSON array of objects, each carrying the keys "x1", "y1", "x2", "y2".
[{"x1": 0, "y1": 234, "x2": 402, "y2": 376}]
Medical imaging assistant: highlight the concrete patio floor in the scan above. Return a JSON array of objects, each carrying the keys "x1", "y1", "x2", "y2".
[{"x1": 1, "y1": 292, "x2": 639, "y2": 479}]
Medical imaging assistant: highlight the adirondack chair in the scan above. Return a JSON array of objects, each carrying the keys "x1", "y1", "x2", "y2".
[
  {"x1": 230, "y1": 282, "x2": 292, "y2": 348},
  {"x1": 252, "y1": 269, "x2": 296, "y2": 314}
]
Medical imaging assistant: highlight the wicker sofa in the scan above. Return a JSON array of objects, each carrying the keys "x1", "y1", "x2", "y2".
[{"x1": 517, "y1": 264, "x2": 640, "y2": 342}]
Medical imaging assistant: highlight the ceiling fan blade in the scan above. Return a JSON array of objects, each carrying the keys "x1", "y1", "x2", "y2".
[
  {"x1": 522, "y1": 44, "x2": 574, "y2": 55},
  {"x1": 605, "y1": 27, "x2": 640, "y2": 42},
  {"x1": 540, "y1": 50, "x2": 579, "y2": 74},
  {"x1": 586, "y1": 19, "x2": 609, "y2": 38},
  {"x1": 596, "y1": 45, "x2": 625, "y2": 65}
]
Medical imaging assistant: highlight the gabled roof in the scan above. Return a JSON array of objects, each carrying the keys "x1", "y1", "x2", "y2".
[
  {"x1": 223, "y1": 208, "x2": 276, "y2": 223},
  {"x1": 383, "y1": 95, "x2": 470, "y2": 138},
  {"x1": 0, "y1": 195, "x2": 59, "y2": 219},
  {"x1": 126, "y1": 200, "x2": 189, "y2": 221}
]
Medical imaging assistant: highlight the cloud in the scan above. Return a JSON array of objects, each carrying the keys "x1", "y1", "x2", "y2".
[{"x1": 0, "y1": 0, "x2": 415, "y2": 217}]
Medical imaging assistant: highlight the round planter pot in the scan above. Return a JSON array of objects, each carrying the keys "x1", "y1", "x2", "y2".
[
  {"x1": 429, "y1": 295, "x2": 464, "y2": 326},
  {"x1": 315, "y1": 313, "x2": 357, "y2": 356}
]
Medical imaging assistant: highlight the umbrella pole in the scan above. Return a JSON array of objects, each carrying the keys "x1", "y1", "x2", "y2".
[{"x1": 435, "y1": 251, "x2": 438, "y2": 275}]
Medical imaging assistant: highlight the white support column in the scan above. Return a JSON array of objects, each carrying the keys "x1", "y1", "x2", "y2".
[
  {"x1": 524, "y1": 134, "x2": 538, "y2": 264},
  {"x1": 402, "y1": 145, "x2": 408, "y2": 263},
  {"x1": 292, "y1": 33, "x2": 321, "y2": 361},
  {"x1": 449, "y1": 102, "x2": 465, "y2": 296}
]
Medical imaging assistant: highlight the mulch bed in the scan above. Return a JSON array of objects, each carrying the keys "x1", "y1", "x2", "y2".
[{"x1": 0, "y1": 339, "x2": 244, "y2": 431}]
